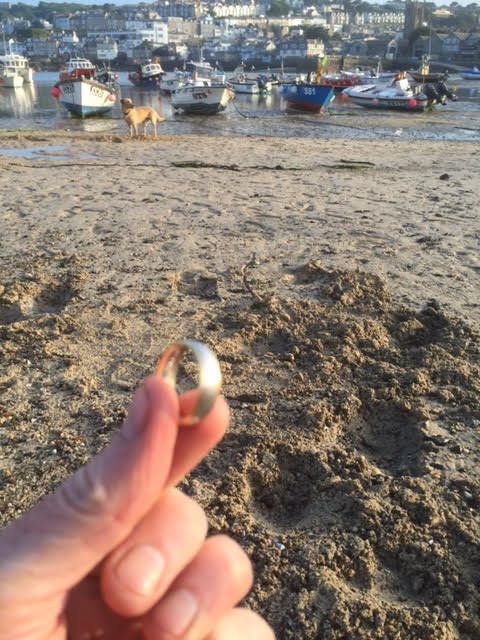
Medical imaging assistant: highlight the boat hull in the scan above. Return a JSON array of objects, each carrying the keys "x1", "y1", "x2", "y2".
[
  {"x1": 346, "y1": 92, "x2": 429, "y2": 111},
  {"x1": 458, "y1": 72, "x2": 480, "y2": 80},
  {"x1": 172, "y1": 85, "x2": 235, "y2": 115},
  {"x1": 0, "y1": 73, "x2": 23, "y2": 88},
  {"x1": 58, "y1": 77, "x2": 116, "y2": 117},
  {"x1": 228, "y1": 80, "x2": 259, "y2": 95},
  {"x1": 280, "y1": 84, "x2": 334, "y2": 113},
  {"x1": 128, "y1": 73, "x2": 161, "y2": 89}
]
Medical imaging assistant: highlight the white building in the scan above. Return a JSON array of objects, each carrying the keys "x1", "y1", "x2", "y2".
[
  {"x1": 95, "y1": 20, "x2": 168, "y2": 51},
  {"x1": 97, "y1": 39, "x2": 118, "y2": 61},
  {"x1": 212, "y1": 1, "x2": 258, "y2": 19},
  {"x1": 53, "y1": 14, "x2": 72, "y2": 31}
]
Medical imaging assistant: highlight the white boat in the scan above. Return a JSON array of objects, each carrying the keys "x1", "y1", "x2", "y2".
[
  {"x1": 0, "y1": 54, "x2": 34, "y2": 88},
  {"x1": 228, "y1": 67, "x2": 272, "y2": 94},
  {"x1": 54, "y1": 58, "x2": 117, "y2": 117},
  {"x1": 344, "y1": 74, "x2": 455, "y2": 111},
  {"x1": 172, "y1": 80, "x2": 235, "y2": 115},
  {"x1": 159, "y1": 71, "x2": 185, "y2": 94},
  {"x1": 0, "y1": 83, "x2": 35, "y2": 117},
  {"x1": 0, "y1": 68, "x2": 23, "y2": 88},
  {"x1": 227, "y1": 76, "x2": 260, "y2": 95}
]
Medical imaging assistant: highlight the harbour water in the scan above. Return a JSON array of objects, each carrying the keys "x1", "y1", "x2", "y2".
[{"x1": 0, "y1": 71, "x2": 479, "y2": 141}]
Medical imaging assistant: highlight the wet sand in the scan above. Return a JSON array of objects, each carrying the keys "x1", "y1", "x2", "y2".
[{"x1": 0, "y1": 130, "x2": 479, "y2": 639}]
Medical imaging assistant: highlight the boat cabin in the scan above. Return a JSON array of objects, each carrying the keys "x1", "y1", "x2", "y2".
[
  {"x1": 140, "y1": 60, "x2": 163, "y2": 77},
  {"x1": 60, "y1": 58, "x2": 96, "y2": 81},
  {"x1": 0, "y1": 54, "x2": 30, "y2": 70}
]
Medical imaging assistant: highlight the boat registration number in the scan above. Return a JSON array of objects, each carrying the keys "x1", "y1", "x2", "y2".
[
  {"x1": 383, "y1": 100, "x2": 408, "y2": 107},
  {"x1": 303, "y1": 87, "x2": 317, "y2": 95},
  {"x1": 90, "y1": 85, "x2": 106, "y2": 98},
  {"x1": 193, "y1": 90, "x2": 208, "y2": 100},
  {"x1": 62, "y1": 83, "x2": 74, "y2": 94}
]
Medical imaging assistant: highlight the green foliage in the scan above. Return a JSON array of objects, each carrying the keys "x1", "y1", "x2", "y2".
[
  {"x1": 303, "y1": 26, "x2": 330, "y2": 41},
  {"x1": 267, "y1": 0, "x2": 290, "y2": 18},
  {"x1": 31, "y1": 28, "x2": 50, "y2": 39},
  {"x1": 13, "y1": 28, "x2": 32, "y2": 39},
  {"x1": 9, "y1": 3, "x2": 36, "y2": 20}
]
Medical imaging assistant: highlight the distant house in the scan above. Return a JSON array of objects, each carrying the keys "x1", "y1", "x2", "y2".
[
  {"x1": 53, "y1": 14, "x2": 72, "y2": 31},
  {"x1": 441, "y1": 32, "x2": 469, "y2": 58},
  {"x1": 29, "y1": 38, "x2": 59, "y2": 58},
  {"x1": 97, "y1": 38, "x2": 118, "y2": 61},
  {"x1": 277, "y1": 38, "x2": 308, "y2": 58},
  {"x1": 411, "y1": 33, "x2": 443, "y2": 59},
  {"x1": 156, "y1": 2, "x2": 201, "y2": 20}
]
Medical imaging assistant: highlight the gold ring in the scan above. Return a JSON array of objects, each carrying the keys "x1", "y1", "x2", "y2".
[{"x1": 155, "y1": 340, "x2": 222, "y2": 426}]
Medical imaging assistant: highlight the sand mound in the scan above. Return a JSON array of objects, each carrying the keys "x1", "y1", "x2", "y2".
[
  {"x1": 0, "y1": 256, "x2": 478, "y2": 639},
  {"x1": 194, "y1": 262, "x2": 479, "y2": 640}
]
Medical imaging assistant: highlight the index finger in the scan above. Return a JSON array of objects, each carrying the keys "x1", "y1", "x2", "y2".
[{"x1": 166, "y1": 390, "x2": 230, "y2": 487}]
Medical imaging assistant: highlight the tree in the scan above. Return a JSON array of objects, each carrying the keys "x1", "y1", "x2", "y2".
[
  {"x1": 304, "y1": 26, "x2": 330, "y2": 41},
  {"x1": 267, "y1": 0, "x2": 290, "y2": 18}
]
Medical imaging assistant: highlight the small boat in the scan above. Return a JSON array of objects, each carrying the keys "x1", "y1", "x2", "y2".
[
  {"x1": 228, "y1": 76, "x2": 260, "y2": 95},
  {"x1": 53, "y1": 58, "x2": 117, "y2": 117},
  {"x1": 344, "y1": 74, "x2": 456, "y2": 111},
  {"x1": 280, "y1": 54, "x2": 335, "y2": 113},
  {"x1": 319, "y1": 71, "x2": 364, "y2": 91},
  {"x1": 280, "y1": 82, "x2": 335, "y2": 112},
  {"x1": 128, "y1": 59, "x2": 163, "y2": 89},
  {"x1": 228, "y1": 67, "x2": 272, "y2": 94},
  {"x1": 0, "y1": 54, "x2": 34, "y2": 88},
  {"x1": 408, "y1": 56, "x2": 448, "y2": 84},
  {"x1": 458, "y1": 67, "x2": 480, "y2": 80},
  {"x1": 159, "y1": 71, "x2": 185, "y2": 94},
  {"x1": 172, "y1": 80, "x2": 235, "y2": 115}
]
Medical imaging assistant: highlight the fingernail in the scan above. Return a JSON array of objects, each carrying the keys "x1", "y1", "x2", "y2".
[
  {"x1": 155, "y1": 588, "x2": 198, "y2": 635},
  {"x1": 115, "y1": 544, "x2": 165, "y2": 596},
  {"x1": 122, "y1": 385, "x2": 148, "y2": 440}
]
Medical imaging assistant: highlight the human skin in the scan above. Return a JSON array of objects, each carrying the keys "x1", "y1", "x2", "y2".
[{"x1": 0, "y1": 376, "x2": 275, "y2": 640}]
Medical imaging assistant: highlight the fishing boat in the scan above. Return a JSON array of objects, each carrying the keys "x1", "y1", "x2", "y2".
[
  {"x1": 280, "y1": 55, "x2": 335, "y2": 113},
  {"x1": 53, "y1": 58, "x2": 117, "y2": 117},
  {"x1": 458, "y1": 67, "x2": 480, "y2": 80},
  {"x1": 128, "y1": 59, "x2": 163, "y2": 89},
  {"x1": 280, "y1": 82, "x2": 334, "y2": 112},
  {"x1": 171, "y1": 80, "x2": 235, "y2": 115},
  {"x1": 0, "y1": 54, "x2": 34, "y2": 88},
  {"x1": 343, "y1": 73, "x2": 456, "y2": 111}
]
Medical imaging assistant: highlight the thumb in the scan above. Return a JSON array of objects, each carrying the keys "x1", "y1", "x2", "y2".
[{"x1": 0, "y1": 376, "x2": 179, "y2": 593}]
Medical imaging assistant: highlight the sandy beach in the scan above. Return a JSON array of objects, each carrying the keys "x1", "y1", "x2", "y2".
[{"x1": 0, "y1": 129, "x2": 479, "y2": 639}]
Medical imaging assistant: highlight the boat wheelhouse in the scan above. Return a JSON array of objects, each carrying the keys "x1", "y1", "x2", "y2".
[
  {"x1": 59, "y1": 58, "x2": 96, "y2": 82},
  {"x1": 0, "y1": 54, "x2": 34, "y2": 88},
  {"x1": 128, "y1": 59, "x2": 163, "y2": 89}
]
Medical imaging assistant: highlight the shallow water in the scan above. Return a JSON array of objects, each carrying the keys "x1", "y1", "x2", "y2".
[{"x1": 0, "y1": 71, "x2": 479, "y2": 141}]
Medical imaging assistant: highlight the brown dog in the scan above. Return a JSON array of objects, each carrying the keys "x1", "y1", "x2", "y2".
[{"x1": 120, "y1": 98, "x2": 164, "y2": 138}]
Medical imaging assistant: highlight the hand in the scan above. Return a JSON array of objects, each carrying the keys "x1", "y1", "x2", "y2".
[{"x1": 0, "y1": 376, "x2": 274, "y2": 640}]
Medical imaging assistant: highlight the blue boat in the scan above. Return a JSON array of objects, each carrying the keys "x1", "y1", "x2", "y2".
[
  {"x1": 458, "y1": 67, "x2": 480, "y2": 80},
  {"x1": 280, "y1": 83, "x2": 335, "y2": 113},
  {"x1": 128, "y1": 59, "x2": 164, "y2": 89}
]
